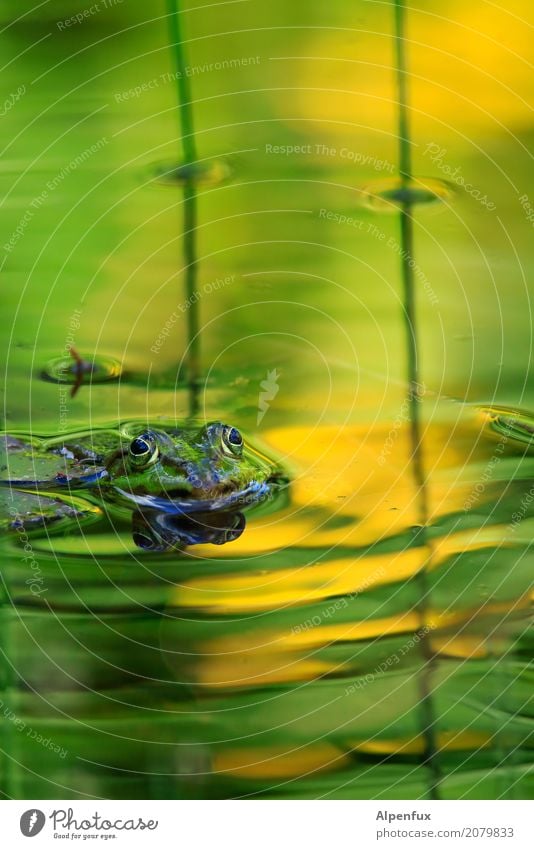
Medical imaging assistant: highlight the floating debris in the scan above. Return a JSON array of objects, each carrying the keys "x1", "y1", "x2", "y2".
[
  {"x1": 41, "y1": 348, "x2": 122, "y2": 397},
  {"x1": 479, "y1": 406, "x2": 534, "y2": 447},
  {"x1": 359, "y1": 177, "x2": 454, "y2": 212}
]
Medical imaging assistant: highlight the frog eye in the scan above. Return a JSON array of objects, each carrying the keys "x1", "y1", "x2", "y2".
[
  {"x1": 128, "y1": 432, "x2": 159, "y2": 468},
  {"x1": 221, "y1": 425, "x2": 243, "y2": 457}
]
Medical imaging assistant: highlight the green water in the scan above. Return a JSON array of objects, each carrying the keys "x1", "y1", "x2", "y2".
[{"x1": 1, "y1": 0, "x2": 533, "y2": 799}]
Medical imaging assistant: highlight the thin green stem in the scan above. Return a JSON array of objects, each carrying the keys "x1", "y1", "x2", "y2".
[
  {"x1": 393, "y1": 0, "x2": 412, "y2": 183},
  {"x1": 166, "y1": 0, "x2": 200, "y2": 416},
  {"x1": 394, "y1": 0, "x2": 442, "y2": 800}
]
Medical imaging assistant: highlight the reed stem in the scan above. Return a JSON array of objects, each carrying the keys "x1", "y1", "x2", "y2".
[
  {"x1": 166, "y1": 0, "x2": 200, "y2": 416},
  {"x1": 394, "y1": 0, "x2": 442, "y2": 800}
]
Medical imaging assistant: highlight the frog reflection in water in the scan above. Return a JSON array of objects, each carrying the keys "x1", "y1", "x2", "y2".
[{"x1": 1, "y1": 422, "x2": 284, "y2": 550}]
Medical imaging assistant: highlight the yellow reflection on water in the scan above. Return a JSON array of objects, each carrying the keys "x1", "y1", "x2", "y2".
[
  {"x1": 168, "y1": 411, "x2": 531, "y2": 695},
  {"x1": 289, "y1": 1, "x2": 532, "y2": 150}
]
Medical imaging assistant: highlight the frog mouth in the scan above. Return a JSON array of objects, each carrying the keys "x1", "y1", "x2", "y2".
[{"x1": 113, "y1": 478, "x2": 273, "y2": 515}]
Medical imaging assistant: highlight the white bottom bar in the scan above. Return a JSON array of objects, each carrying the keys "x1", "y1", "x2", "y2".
[{"x1": 1, "y1": 800, "x2": 532, "y2": 848}]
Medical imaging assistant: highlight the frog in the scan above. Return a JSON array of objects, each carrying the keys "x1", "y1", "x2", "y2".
[{"x1": 1, "y1": 421, "x2": 286, "y2": 548}]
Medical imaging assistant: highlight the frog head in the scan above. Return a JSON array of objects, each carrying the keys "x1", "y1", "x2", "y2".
[{"x1": 105, "y1": 421, "x2": 278, "y2": 514}]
